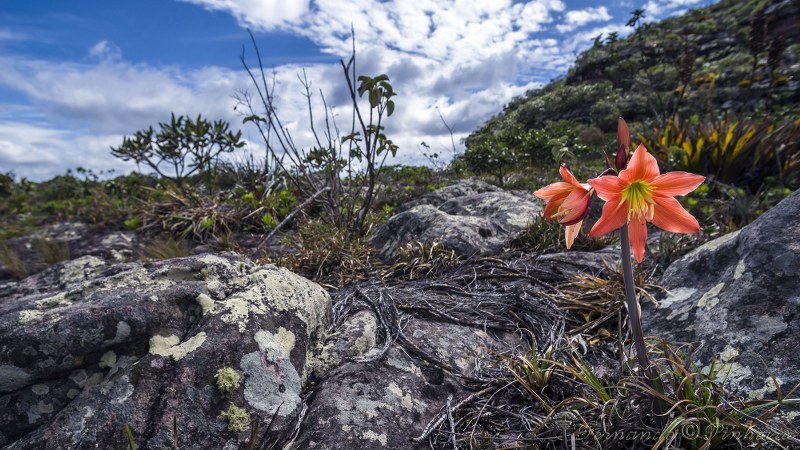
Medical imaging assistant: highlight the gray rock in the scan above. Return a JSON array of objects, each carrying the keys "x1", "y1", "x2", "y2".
[
  {"x1": 644, "y1": 189, "x2": 800, "y2": 406},
  {"x1": 1, "y1": 223, "x2": 139, "y2": 280},
  {"x1": 294, "y1": 315, "x2": 512, "y2": 449},
  {"x1": 371, "y1": 180, "x2": 541, "y2": 262},
  {"x1": 0, "y1": 253, "x2": 330, "y2": 449}
]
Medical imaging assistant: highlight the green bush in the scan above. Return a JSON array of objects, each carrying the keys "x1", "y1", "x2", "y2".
[{"x1": 111, "y1": 114, "x2": 244, "y2": 191}]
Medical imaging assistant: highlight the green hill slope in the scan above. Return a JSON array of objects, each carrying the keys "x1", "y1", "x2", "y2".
[{"x1": 468, "y1": 0, "x2": 799, "y2": 143}]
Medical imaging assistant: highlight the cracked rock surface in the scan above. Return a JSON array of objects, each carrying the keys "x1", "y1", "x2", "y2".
[
  {"x1": 0, "y1": 253, "x2": 330, "y2": 449},
  {"x1": 645, "y1": 189, "x2": 800, "y2": 417}
]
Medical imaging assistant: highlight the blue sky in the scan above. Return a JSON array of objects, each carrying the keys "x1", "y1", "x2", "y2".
[{"x1": 0, "y1": 0, "x2": 714, "y2": 180}]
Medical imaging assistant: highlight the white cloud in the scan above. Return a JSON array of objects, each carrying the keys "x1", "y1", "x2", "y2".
[
  {"x1": 179, "y1": 0, "x2": 311, "y2": 29},
  {"x1": 0, "y1": 0, "x2": 594, "y2": 180},
  {"x1": 556, "y1": 6, "x2": 612, "y2": 33},
  {"x1": 89, "y1": 40, "x2": 122, "y2": 61},
  {"x1": 643, "y1": 0, "x2": 704, "y2": 18}
]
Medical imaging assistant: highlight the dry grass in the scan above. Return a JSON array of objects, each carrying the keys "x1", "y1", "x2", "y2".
[
  {"x1": 35, "y1": 237, "x2": 70, "y2": 265},
  {"x1": 0, "y1": 241, "x2": 27, "y2": 279},
  {"x1": 142, "y1": 237, "x2": 191, "y2": 261},
  {"x1": 261, "y1": 217, "x2": 377, "y2": 288}
]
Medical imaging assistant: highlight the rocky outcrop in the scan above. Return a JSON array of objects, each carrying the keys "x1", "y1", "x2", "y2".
[
  {"x1": 371, "y1": 180, "x2": 541, "y2": 262},
  {"x1": 0, "y1": 248, "x2": 521, "y2": 449},
  {"x1": 0, "y1": 223, "x2": 139, "y2": 280},
  {"x1": 0, "y1": 253, "x2": 331, "y2": 449},
  {"x1": 645, "y1": 189, "x2": 800, "y2": 406}
]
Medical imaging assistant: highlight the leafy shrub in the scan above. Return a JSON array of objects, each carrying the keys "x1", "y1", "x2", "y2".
[
  {"x1": 239, "y1": 32, "x2": 399, "y2": 238},
  {"x1": 111, "y1": 114, "x2": 244, "y2": 191}
]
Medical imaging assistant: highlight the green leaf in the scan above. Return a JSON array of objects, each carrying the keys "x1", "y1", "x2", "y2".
[{"x1": 386, "y1": 100, "x2": 395, "y2": 117}]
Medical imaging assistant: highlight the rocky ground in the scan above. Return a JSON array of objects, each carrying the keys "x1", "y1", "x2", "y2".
[{"x1": 1, "y1": 181, "x2": 799, "y2": 449}]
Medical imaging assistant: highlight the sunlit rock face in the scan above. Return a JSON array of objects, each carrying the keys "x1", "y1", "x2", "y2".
[
  {"x1": 645, "y1": 189, "x2": 800, "y2": 417},
  {"x1": 371, "y1": 179, "x2": 541, "y2": 262}
]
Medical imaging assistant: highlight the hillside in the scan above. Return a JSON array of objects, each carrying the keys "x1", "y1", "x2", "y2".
[{"x1": 468, "y1": 0, "x2": 800, "y2": 143}]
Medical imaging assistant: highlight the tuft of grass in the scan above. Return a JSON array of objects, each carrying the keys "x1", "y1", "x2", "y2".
[
  {"x1": 35, "y1": 237, "x2": 70, "y2": 265},
  {"x1": 264, "y1": 217, "x2": 376, "y2": 288},
  {"x1": 142, "y1": 237, "x2": 191, "y2": 261},
  {"x1": 0, "y1": 241, "x2": 28, "y2": 280},
  {"x1": 382, "y1": 240, "x2": 460, "y2": 280}
]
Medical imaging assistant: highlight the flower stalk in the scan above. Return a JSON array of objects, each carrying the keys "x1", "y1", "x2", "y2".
[{"x1": 619, "y1": 223, "x2": 651, "y2": 374}]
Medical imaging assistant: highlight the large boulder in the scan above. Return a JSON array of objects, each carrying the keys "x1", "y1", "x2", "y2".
[
  {"x1": 371, "y1": 180, "x2": 541, "y2": 262},
  {"x1": 0, "y1": 253, "x2": 331, "y2": 449},
  {"x1": 644, "y1": 189, "x2": 800, "y2": 404}
]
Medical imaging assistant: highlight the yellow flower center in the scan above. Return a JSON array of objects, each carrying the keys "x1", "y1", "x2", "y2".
[{"x1": 623, "y1": 180, "x2": 654, "y2": 222}]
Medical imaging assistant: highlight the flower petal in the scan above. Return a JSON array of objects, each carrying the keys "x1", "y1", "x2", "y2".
[
  {"x1": 542, "y1": 191, "x2": 570, "y2": 219},
  {"x1": 587, "y1": 175, "x2": 627, "y2": 202},
  {"x1": 651, "y1": 195, "x2": 701, "y2": 234},
  {"x1": 559, "y1": 164, "x2": 583, "y2": 188},
  {"x1": 534, "y1": 182, "x2": 573, "y2": 201},
  {"x1": 628, "y1": 217, "x2": 648, "y2": 263},
  {"x1": 589, "y1": 198, "x2": 629, "y2": 238},
  {"x1": 559, "y1": 187, "x2": 591, "y2": 225},
  {"x1": 564, "y1": 220, "x2": 582, "y2": 249},
  {"x1": 650, "y1": 172, "x2": 705, "y2": 197},
  {"x1": 619, "y1": 144, "x2": 659, "y2": 183}
]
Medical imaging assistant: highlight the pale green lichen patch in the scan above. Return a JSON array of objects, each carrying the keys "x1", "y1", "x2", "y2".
[
  {"x1": 195, "y1": 293, "x2": 216, "y2": 315},
  {"x1": 254, "y1": 327, "x2": 296, "y2": 357},
  {"x1": 103, "y1": 321, "x2": 131, "y2": 346},
  {"x1": 35, "y1": 293, "x2": 71, "y2": 310},
  {"x1": 221, "y1": 296, "x2": 267, "y2": 332},
  {"x1": 660, "y1": 287, "x2": 697, "y2": 308},
  {"x1": 734, "y1": 258, "x2": 747, "y2": 280},
  {"x1": 18, "y1": 310, "x2": 44, "y2": 324},
  {"x1": 386, "y1": 382, "x2": 414, "y2": 411},
  {"x1": 148, "y1": 332, "x2": 207, "y2": 361},
  {"x1": 31, "y1": 383, "x2": 50, "y2": 396},
  {"x1": 219, "y1": 403, "x2": 250, "y2": 432},
  {"x1": 215, "y1": 367, "x2": 241, "y2": 393},
  {"x1": 360, "y1": 430, "x2": 388, "y2": 446},
  {"x1": 697, "y1": 282, "x2": 725, "y2": 309},
  {"x1": 99, "y1": 351, "x2": 117, "y2": 369},
  {"x1": 748, "y1": 376, "x2": 782, "y2": 400},
  {"x1": 246, "y1": 267, "x2": 331, "y2": 331}
]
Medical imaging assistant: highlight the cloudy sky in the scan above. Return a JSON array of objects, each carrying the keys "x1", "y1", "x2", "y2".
[{"x1": 0, "y1": 0, "x2": 713, "y2": 181}]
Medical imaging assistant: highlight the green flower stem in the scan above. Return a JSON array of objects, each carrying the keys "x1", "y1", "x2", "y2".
[
  {"x1": 620, "y1": 224, "x2": 667, "y2": 422},
  {"x1": 619, "y1": 223, "x2": 651, "y2": 373}
]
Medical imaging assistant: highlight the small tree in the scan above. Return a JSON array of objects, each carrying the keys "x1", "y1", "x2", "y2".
[
  {"x1": 460, "y1": 128, "x2": 523, "y2": 187},
  {"x1": 111, "y1": 114, "x2": 244, "y2": 191}
]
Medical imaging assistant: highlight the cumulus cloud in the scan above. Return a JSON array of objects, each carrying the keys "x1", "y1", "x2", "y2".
[
  {"x1": 556, "y1": 6, "x2": 612, "y2": 33},
  {"x1": 179, "y1": 0, "x2": 311, "y2": 30},
  {"x1": 1, "y1": 0, "x2": 630, "y2": 180}
]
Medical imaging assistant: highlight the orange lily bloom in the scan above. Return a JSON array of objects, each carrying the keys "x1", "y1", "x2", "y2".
[
  {"x1": 533, "y1": 164, "x2": 592, "y2": 249},
  {"x1": 587, "y1": 144, "x2": 705, "y2": 262}
]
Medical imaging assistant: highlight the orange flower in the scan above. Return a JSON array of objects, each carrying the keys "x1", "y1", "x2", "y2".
[
  {"x1": 534, "y1": 164, "x2": 592, "y2": 249},
  {"x1": 587, "y1": 144, "x2": 705, "y2": 262}
]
